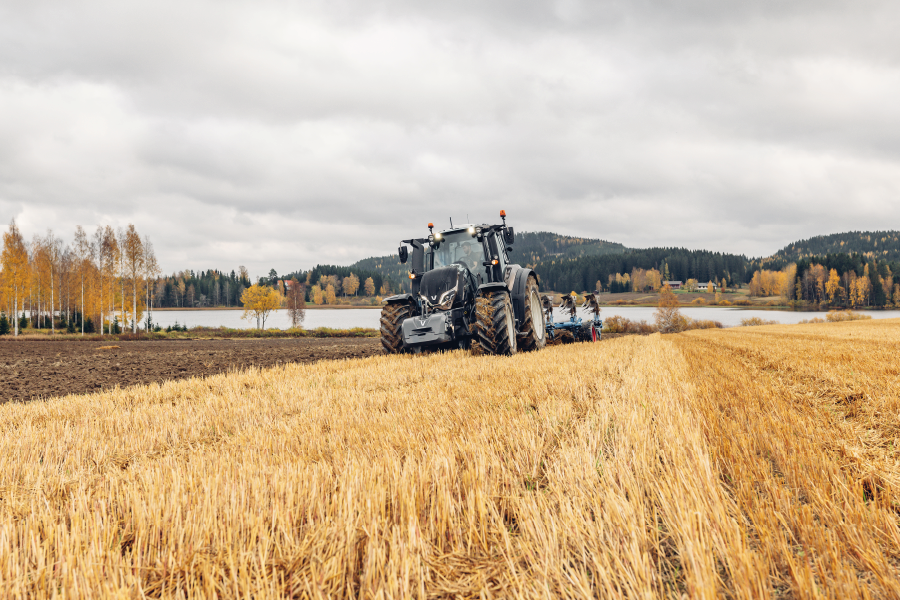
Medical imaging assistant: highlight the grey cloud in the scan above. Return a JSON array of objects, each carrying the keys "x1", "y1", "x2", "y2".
[{"x1": 1, "y1": 0, "x2": 899, "y2": 277}]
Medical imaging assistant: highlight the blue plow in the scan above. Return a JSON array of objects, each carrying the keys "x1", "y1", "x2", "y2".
[{"x1": 542, "y1": 292, "x2": 602, "y2": 344}]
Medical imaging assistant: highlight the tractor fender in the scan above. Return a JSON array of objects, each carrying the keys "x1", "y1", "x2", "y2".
[
  {"x1": 476, "y1": 282, "x2": 508, "y2": 296},
  {"x1": 508, "y1": 266, "x2": 539, "y2": 323},
  {"x1": 384, "y1": 293, "x2": 415, "y2": 305}
]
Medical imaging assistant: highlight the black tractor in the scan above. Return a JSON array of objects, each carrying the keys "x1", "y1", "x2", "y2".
[{"x1": 380, "y1": 211, "x2": 546, "y2": 355}]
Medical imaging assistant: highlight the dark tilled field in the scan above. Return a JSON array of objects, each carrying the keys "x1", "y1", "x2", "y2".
[{"x1": 0, "y1": 338, "x2": 382, "y2": 403}]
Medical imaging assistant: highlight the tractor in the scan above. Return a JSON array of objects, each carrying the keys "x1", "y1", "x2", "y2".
[{"x1": 379, "y1": 211, "x2": 546, "y2": 355}]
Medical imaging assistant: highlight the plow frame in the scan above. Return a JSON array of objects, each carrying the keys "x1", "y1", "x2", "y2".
[{"x1": 543, "y1": 292, "x2": 602, "y2": 344}]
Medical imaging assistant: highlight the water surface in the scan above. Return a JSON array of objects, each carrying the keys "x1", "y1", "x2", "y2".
[{"x1": 149, "y1": 307, "x2": 900, "y2": 330}]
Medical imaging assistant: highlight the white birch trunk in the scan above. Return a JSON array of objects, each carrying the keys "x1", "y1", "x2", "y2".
[{"x1": 50, "y1": 273, "x2": 55, "y2": 333}]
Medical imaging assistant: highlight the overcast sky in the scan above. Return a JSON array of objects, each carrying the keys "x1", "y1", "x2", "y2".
[{"x1": 2, "y1": 0, "x2": 898, "y2": 277}]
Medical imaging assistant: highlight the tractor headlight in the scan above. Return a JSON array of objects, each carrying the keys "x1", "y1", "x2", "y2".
[{"x1": 468, "y1": 226, "x2": 476, "y2": 235}]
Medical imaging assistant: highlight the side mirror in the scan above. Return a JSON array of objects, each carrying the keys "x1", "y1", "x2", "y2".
[
  {"x1": 398, "y1": 246, "x2": 408, "y2": 264},
  {"x1": 503, "y1": 227, "x2": 515, "y2": 245}
]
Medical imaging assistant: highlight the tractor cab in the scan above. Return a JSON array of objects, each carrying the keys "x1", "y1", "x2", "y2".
[{"x1": 423, "y1": 225, "x2": 508, "y2": 286}]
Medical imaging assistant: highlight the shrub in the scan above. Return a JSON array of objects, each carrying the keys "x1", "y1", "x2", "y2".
[
  {"x1": 826, "y1": 310, "x2": 872, "y2": 322},
  {"x1": 684, "y1": 319, "x2": 724, "y2": 330},
  {"x1": 602, "y1": 315, "x2": 656, "y2": 334},
  {"x1": 691, "y1": 298, "x2": 707, "y2": 305},
  {"x1": 656, "y1": 286, "x2": 686, "y2": 333},
  {"x1": 740, "y1": 317, "x2": 779, "y2": 326},
  {"x1": 732, "y1": 298, "x2": 751, "y2": 306},
  {"x1": 798, "y1": 317, "x2": 825, "y2": 324}
]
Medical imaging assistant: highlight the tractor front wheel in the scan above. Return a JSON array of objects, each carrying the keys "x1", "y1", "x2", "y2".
[
  {"x1": 472, "y1": 291, "x2": 517, "y2": 356},
  {"x1": 380, "y1": 302, "x2": 413, "y2": 354}
]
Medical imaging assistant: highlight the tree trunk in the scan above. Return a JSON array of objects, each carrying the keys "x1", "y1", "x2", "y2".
[
  {"x1": 50, "y1": 271, "x2": 55, "y2": 334},
  {"x1": 13, "y1": 293, "x2": 18, "y2": 337}
]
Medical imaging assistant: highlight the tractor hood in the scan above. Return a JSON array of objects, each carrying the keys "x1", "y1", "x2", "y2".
[{"x1": 419, "y1": 266, "x2": 462, "y2": 310}]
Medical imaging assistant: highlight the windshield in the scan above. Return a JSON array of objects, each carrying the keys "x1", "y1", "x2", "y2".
[{"x1": 426, "y1": 230, "x2": 486, "y2": 281}]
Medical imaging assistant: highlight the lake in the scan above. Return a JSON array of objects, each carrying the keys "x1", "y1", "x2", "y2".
[{"x1": 149, "y1": 307, "x2": 900, "y2": 330}]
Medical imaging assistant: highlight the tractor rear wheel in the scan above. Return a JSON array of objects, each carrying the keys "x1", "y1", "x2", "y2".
[
  {"x1": 517, "y1": 276, "x2": 546, "y2": 352},
  {"x1": 380, "y1": 302, "x2": 413, "y2": 354},
  {"x1": 472, "y1": 291, "x2": 517, "y2": 356}
]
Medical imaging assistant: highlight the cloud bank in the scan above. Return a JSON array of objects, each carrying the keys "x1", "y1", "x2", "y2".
[{"x1": 1, "y1": 0, "x2": 898, "y2": 276}]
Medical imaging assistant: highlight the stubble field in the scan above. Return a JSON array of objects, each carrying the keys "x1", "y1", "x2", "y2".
[{"x1": 0, "y1": 320, "x2": 898, "y2": 598}]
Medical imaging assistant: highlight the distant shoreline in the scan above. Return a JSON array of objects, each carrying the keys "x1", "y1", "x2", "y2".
[{"x1": 153, "y1": 305, "x2": 382, "y2": 311}]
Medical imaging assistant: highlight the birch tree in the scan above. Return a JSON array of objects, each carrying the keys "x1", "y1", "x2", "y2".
[
  {"x1": 73, "y1": 226, "x2": 92, "y2": 335},
  {"x1": 343, "y1": 273, "x2": 360, "y2": 296},
  {"x1": 825, "y1": 269, "x2": 841, "y2": 305},
  {"x1": 142, "y1": 237, "x2": 160, "y2": 330},
  {"x1": 122, "y1": 225, "x2": 145, "y2": 332},
  {"x1": 94, "y1": 227, "x2": 109, "y2": 333},
  {"x1": 655, "y1": 285, "x2": 686, "y2": 333},
  {"x1": 286, "y1": 277, "x2": 306, "y2": 328},
  {"x1": 241, "y1": 284, "x2": 282, "y2": 329},
  {"x1": 44, "y1": 231, "x2": 62, "y2": 333},
  {"x1": 1, "y1": 221, "x2": 29, "y2": 336},
  {"x1": 116, "y1": 227, "x2": 128, "y2": 326},
  {"x1": 32, "y1": 234, "x2": 48, "y2": 328}
]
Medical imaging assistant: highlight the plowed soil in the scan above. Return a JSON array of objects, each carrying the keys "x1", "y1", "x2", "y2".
[{"x1": 0, "y1": 338, "x2": 381, "y2": 403}]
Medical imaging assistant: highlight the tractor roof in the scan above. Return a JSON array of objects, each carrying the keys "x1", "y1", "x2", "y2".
[{"x1": 436, "y1": 224, "x2": 477, "y2": 235}]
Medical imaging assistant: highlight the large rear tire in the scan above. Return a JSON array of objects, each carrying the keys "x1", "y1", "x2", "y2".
[
  {"x1": 380, "y1": 303, "x2": 413, "y2": 354},
  {"x1": 472, "y1": 291, "x2": 517, "y2": 356},
  {"x1": 517, "y1": 276, "x2": 546, "y2": 352}
]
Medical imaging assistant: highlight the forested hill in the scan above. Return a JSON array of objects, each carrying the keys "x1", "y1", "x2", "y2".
[
  {"x1": 532, "y1": 248, "x2": 748, "y2": 294},
  {"x1": 351, "y1": 232, "x2": 626, "y2": 293},
  {"x1": 348, "y1": 229, "x2": 897, "y2": 295},
  {"x1": 507, "y1": 232, "x2": 626, "y2": 265},
  {"x1": 773, "y1": 231, "x2": 900, "y2": 262}
]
